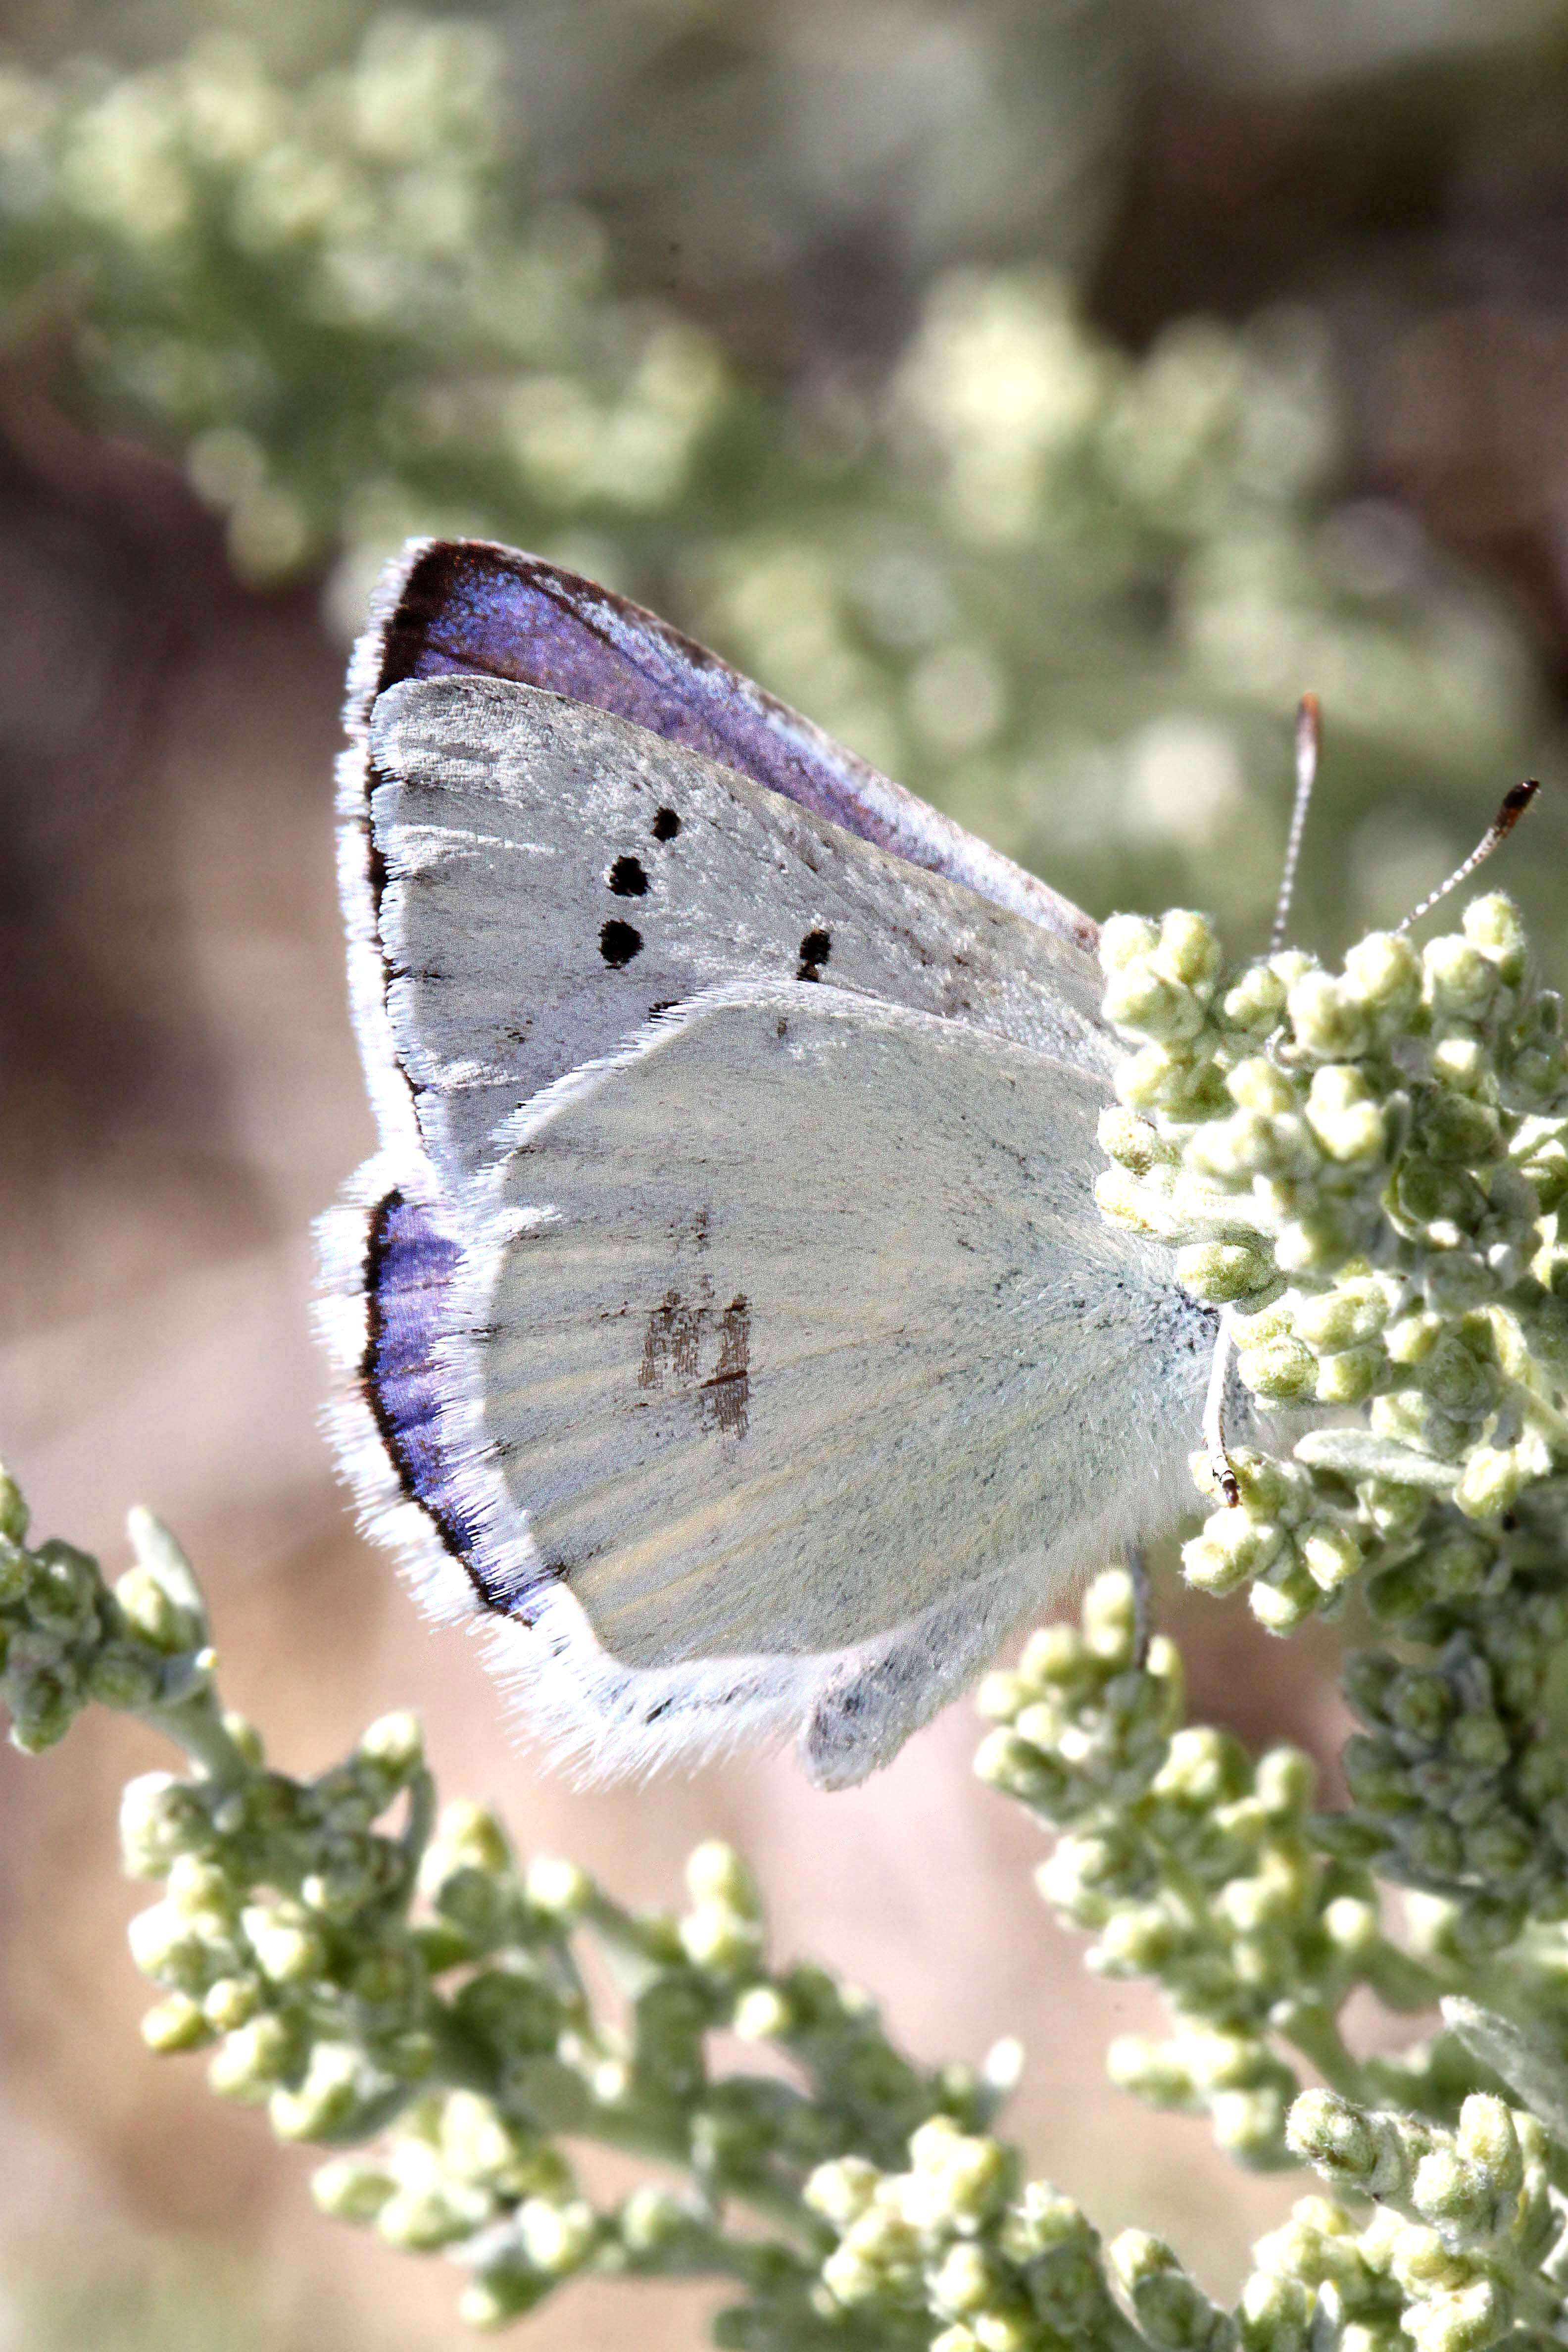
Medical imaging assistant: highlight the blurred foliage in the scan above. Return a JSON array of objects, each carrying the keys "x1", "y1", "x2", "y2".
[
  {"x1": 0, "y1": 2237, "x2": 389, "y2": 2352},
  {"x1": 1, "y1": 4, "x2": 1567, "y2": 966}
]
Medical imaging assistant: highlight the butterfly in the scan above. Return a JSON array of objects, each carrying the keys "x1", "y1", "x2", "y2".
[{"x1": 316, "y1": 537, "x2": 1217, "y2": 1787}]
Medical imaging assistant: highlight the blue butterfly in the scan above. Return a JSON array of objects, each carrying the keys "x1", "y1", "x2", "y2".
[{"x1": 318, "y1": 539, "x2": 1212, "y2": 1785}]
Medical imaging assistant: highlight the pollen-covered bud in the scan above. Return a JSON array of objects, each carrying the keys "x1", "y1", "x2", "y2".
[
  {"x1": 1343, "y1": 930, "x2": 1422, "y2": 1028},
  {"x1": 1304, "y1": 1065, "x2": 1386, "y2": 1165},
  {"x1": 1287, "y1": 971, "x2": 1372, "y2": 1062}
]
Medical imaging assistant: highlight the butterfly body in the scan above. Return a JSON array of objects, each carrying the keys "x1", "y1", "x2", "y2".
[{"x1": 320, "y1": 538, "x2": 1214, "y2": 1785}]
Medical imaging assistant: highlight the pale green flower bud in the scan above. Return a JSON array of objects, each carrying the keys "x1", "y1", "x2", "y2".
[
  {"x1": 203, "y1": 1975, "x2": 260, "y2": 2031},
  {"x1": 1255, "y1": 1747, "x2": 1315, "y2": 1816},
  {"x1": 0, "y1": 1538, "x2": 27, "y2": 1609},
  {"x1": 1430, "y1": 1034, "x2": 1487, "y2": 1092},
  {"x1": 518, "y1": 1853, "x2": 592, "y2": 1924},
  {"x1": 312, "y1": 2155, "x2": 397, "y2": 2223},
  {"x1": 1098, "y1": 1105, "x2": 1168, "y2": 1173},
  {"x1": 1274, "y1": 1210, "x2": 1360, "y2": 1279},
  {"x1": 127, "y1": 1900, "x2": 218, "y2": 1989},
  {"x1": 974, "y1": 1728, "x2": 1069, "y2": 1809},
  {"x1": 1322, "y1": 1896, "x2": 1379, "y2": 1960},
  {"x1": 679, "y1": 1900, "x2": 764, "y2": 1974},
  {"x1": 1095, "y1": 1166, "x2": 1162, "y2": 1234},
  {"x1": 731, "y1": 1983, "x2": 791, "y2": 2040},
  {"x1": 1156, "y1": 909, "x2": 1223, "y2": 992},
  {"x1": 804, "y1": 2156, "x2": 881, "y2": 2228},
  {"x1": 422, "y1": 1799, "x2": 511, "y2": 1883},
  {"x1": 1237, "y1": 1336, "x2": 1318, "y2": 1403},
  {"x1": 1286, "y1": 2091, "x2": 1419, "y2": 2197},
  {"x1": 1100, "y1": 913, "x2": 1160, "y2": 972},
  {"x1": 1236, "y1": 2269, "x2": 1313, "y2": 2352},
  {"x1": 1293, "y1": 1280, "x2": 1390, "y2": 1351},
  {"x1": 1467, "y1": 889, "x2": 1523, "y2": 983},
  {"x1": 1176, "y1": 1242, "x2": 1276, "y2": 1303},
  {"x1": 975, "y1": 1669, "x2": 1029, "y2": 1722},
  {"x1": 269, "y1": 2041, "x2": 378, "y2": 2141},
  {"x1": 86, "y1": 1643, "x2": 163, "y2": 1712},
  {"x1": 1110, "y1": 2231, "x2": 1230, "y2": 2352},
  {"x1": 242, "y1": 1904, "x2": 325, "y2": 1986},
  {"x1": 1298, "y1": 1522, "x2": 1363, "y2": 1594},
  {"x1": 208, "y1": 2012, "x2": 298, "y2": 2101},
  {"x1": 0, "y1": 1468, "x2": 28, "y2": 1545},
  {"x1": 141, "y1": 1991, "x2": 214, "y2": 2052},
  {"x1": 1249, "y1": 1555, "x2": 1321, "y2": 1634},
  {"x1": 1453, "y1": 1447, "x2": 1526, "y2": 1520},
  {"x1": 120, "y1": 1509, "x2": 207, "y2": 1651},
  {"x1": 358, "y1": 1710, "x2": 424, "y2": 1780},
  {"x1": 685, "y1": 1840, "x2": 760, "y2": 1915},
  {"x1": 930, "y1": 2241, "x2": 994, "y2": 2318},
  {"x1": 1081, "y1": 1567, "x2": 1138, "y2": 1664},
  {"x1": 1103, "y1": 965, "x2": 1205, "y2": 1041},
  {"x1": 1106, "y1": 2036, "x2": 1198, "y2": 2107},
  {"x1": 1227, "y1": 1057, "x2": 1295, "y2": 1116},
  {"x1": 1305, "y1": 1065, "x2": 1385, "y2": 1164},
  {"x1": 1288, "y1": 972, "x2": 1371, "y2": 1061},
  {"x1": 1343, "y1": 931, "x2": 1422, "y2": 1025},
  {"x1": 1018, "y1": 1623, "x2": 1087, "y2": 1687},
  {"x1": 1314, "y1": 1347, "x2": 1381, "y2": 1404},
  {"x1": 1182, "y1": 1510, "x2": 1283, "y2": 1596},
  {"x1": 1402, "y1": 2279, "x2": 1510, "y2": 2352},
  {"x1": 26, "y1": 1540, "x2": 99, "y2": 1638},
  {"x1": 377, "y1": 2182, "x2": 485, "y2": 2251},
  {"x1": 907, "y1": 2117, "x2": 1009, "y2": 2213},
  {"x1": 1222, "y1": 965, "x2": 1288, "y2": 1032},
  {"x1": 1423, "y1": 938, "x2": 1496, "y2": 1022},
  {"x1": 120, "y1": 1771, "x2": 207, "y2": 1879},
  {"x1": 457, "y1": 2269, "x2": 552, "y2": 2330},
  {"x1": 1093, "y1": 1902, "x2": 1178, "y2": 1974},
  {"x1": 512, "y1": 2196, "x2": 595, "y2": 2274}
]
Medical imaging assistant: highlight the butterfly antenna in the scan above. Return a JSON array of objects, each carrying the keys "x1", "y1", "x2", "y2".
[
  {"x1": 1271, "y1": 691, "x2": 1320, "y2": 953},
  {"x1": 1395, "y1": 780, "x2": 1542, "y2": 934}
]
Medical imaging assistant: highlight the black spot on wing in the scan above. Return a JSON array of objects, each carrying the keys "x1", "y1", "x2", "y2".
[
  {"x1": 652, "y1": 805, "x2": 681, "y2": 840},
  {"x1": 600, "y1": 918, "x2": 643, "y2": 967},
  {"x1": 608, "y1": 854, "x2": 648, "y2": 896},
  {"x1": 797, "y1": 927, "x2": 832, "y2": 982}
]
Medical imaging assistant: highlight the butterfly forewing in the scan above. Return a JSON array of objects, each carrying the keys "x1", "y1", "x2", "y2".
[{"x1": 363, "y1": 673, "x2": 1109, "y2": 1191}]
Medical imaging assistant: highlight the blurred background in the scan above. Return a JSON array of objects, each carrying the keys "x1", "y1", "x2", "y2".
[{"x1": 4, "y1": 0, "x2": 1568, "y2": 2343}]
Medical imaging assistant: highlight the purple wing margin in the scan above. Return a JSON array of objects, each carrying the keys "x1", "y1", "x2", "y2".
[{"x1": 345, "y1": 537, "x2": 1096, "y2": 951}]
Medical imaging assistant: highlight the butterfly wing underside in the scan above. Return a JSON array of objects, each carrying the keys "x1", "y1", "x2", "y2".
[
  {"x1": 448, "y1": 985, "x2": 1208, "y2": 1663},
  {"x1": 320, "y1": 539, "x2": 1203, "y2": 1786},
  {"x1": 355, "y1": 673, "x2": 1109, "y2": 1188}
]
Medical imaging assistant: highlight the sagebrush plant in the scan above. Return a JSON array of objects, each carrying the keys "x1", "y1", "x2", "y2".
[{"x1": 8, "y1": 887, "x2": 1568, "y2": 2349}]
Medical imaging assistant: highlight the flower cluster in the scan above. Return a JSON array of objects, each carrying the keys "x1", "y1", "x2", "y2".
[
  {"x1": 976, "y1": 1568, "x2": 1448, "y2": 2169},
  {"x1": 10, "y1": 1434, "x2": 1568, "y2": 2349},
  {"x1": 1097, "y1": 893, "x2": 1568, "y2": 1630}
]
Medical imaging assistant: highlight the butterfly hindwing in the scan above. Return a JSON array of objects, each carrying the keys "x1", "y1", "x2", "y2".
[{"x1": 408, "y1": 984, "x2": 1211, "y2": 1778}]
